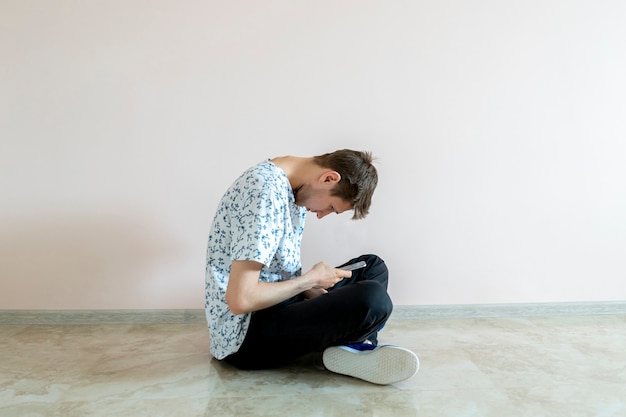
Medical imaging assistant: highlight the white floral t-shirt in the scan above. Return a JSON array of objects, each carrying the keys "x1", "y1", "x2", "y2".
[{"x1": 205, "y1": 160, "x2": 307, "y2": 360}]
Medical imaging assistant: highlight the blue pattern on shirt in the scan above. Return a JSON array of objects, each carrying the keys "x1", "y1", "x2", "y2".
[{"x1": 205, "y1": 160, "x2": 306, "y2": 359}]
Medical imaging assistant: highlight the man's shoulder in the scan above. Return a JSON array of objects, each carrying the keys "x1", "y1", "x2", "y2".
[
  {"x1": 249, "y1": 159, "x2": 280, "y2": 176},
  {"x1": 239, "y1": 160, "x2": 288, "y2": 190}
]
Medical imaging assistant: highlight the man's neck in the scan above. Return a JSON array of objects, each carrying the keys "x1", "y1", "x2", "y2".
[{"x1": 271, "y1": 156, "x2": 313, "y2": 191}]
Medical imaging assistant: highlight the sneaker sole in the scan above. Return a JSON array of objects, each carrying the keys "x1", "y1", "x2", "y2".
[{"x1": 322, "y1": 345, "x2": 419, "y2": 385}]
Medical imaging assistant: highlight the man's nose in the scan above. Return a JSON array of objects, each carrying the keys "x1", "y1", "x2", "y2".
[{"x1": 317, "y1": 210, "x2": 330, "y2": 219}]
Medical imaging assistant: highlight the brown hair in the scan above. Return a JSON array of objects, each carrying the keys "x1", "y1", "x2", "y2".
[{"x1": 313, "y1": 149, "x2": 378, "y2": 220}]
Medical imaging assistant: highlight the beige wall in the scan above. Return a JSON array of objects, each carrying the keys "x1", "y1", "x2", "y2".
[{"x1": 2, "y1": 0, "x2": 625, "y2": 309}]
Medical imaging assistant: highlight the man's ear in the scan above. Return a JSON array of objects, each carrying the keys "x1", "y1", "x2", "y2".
[{"x1": 320, "y1": 170, "x2": 341, "y2": 184}]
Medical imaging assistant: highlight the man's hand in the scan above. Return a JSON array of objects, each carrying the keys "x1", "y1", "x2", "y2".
[
  {"x1": 225, "y1": 260, "x2": 352, "y2": 315},
  {"x1": 305, "y1": 261, "x2": 352, "y2": 290}
]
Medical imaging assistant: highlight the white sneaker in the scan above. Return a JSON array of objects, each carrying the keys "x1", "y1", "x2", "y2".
[{"x1": 322, "y1": 344, "x2": 419, "y2": 385}]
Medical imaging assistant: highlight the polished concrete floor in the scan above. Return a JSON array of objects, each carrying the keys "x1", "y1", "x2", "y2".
[{"x1": 1, "y1": 314, "x2": 625, "y2": 416}]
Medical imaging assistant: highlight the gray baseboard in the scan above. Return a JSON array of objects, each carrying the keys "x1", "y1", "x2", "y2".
[
  {"x1": 0, "y1": 309, "x2": 205, "y2": 325},
  {"x1": 392, "y1": 301, "x2": 626, "y2": 320},
  {"x1": 1, "y1": 301, "x2": 625, "y2": 325}
]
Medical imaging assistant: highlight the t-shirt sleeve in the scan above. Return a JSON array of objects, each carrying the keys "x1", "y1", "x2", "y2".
[{"x1": 230, "y1": 179, "x2": 286, "y2": 266}]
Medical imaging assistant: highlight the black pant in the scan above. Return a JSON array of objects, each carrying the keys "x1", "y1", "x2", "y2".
[{"x1": 223, "y1": 254, "x2": 393, "y2": 370}]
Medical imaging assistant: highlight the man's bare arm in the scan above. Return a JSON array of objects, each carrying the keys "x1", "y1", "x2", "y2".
[{"x1": 225, "y1": 260, "x2": 351, "y2": 315}]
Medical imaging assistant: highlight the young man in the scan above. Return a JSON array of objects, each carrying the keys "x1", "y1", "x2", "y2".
[{"x1": 205, "y1": 149, "x2": 418, "y2": 385}]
